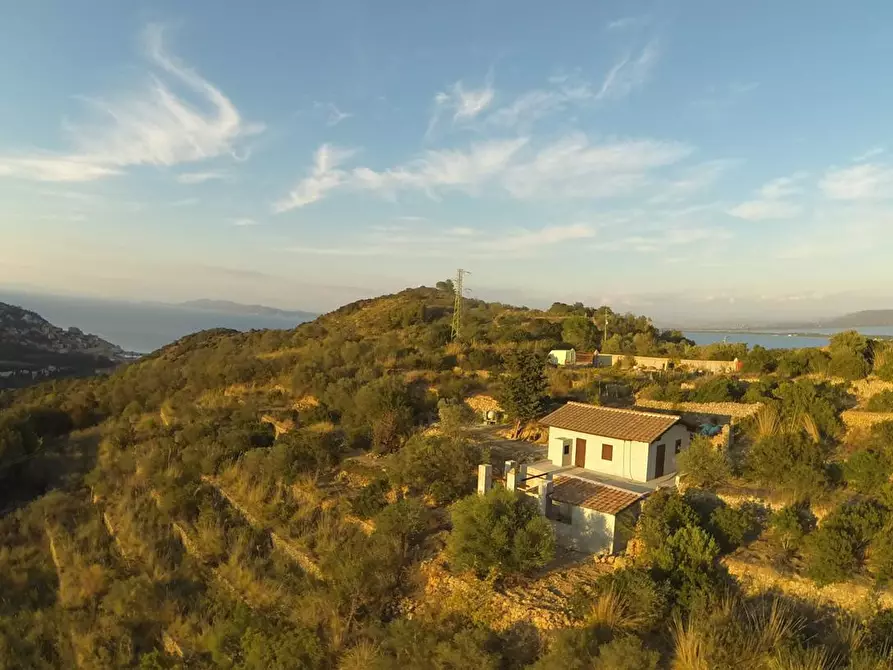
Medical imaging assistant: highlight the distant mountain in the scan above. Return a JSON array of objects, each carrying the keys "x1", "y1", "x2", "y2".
[
  {"x1": 178, "y1": 299, "x2": 316, "y2": 320},
  {"x1": 822, "y1": 310, "x2": 893, "y2": 328},
  {"x1": 0, "y1": 302, "x2": 134, "y2": 389}
]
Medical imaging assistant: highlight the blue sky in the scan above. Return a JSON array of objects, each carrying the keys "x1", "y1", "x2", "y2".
[{"x1": 1, "y1": 1, "x2": 892, "y2": 321}]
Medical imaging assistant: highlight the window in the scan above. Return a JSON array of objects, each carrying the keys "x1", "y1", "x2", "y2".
[
  {"x1": 563, "y1": 442, "x2": 570, "y2": 456},
  {"x1": 601, "y1": 444, "x2": 613, "y2": 461},
  {"x1": 674, "y1": 439, "x2": 682, "y2": 454}
]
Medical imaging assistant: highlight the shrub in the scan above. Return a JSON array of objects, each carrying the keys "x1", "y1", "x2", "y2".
[
  {"x1": 768, "y1": 502, "x2": 816, "y2": 554},
  {"x1": 805, "y1": 500, "x2": 888, "y2": 586},
  {"x1": 866, "y1": 390, "x2": 893, "y2": 412},
  {"x1": 636, "y1": 489, "x2": 703, "y2": 559},
  {"x1": 843, "y1": 449, "x2": 893, "y2": 496},
  {"x1": 689, "y1": 377, "x2": 744, "y2": 403},
  {"x1": 593, "y1": 636, "x2": 659, "y2": 670},
  {"x1": 351, "y1": 478, "x2": 390, "y2": 519},
  {"x1": 746, "y1": 432, "x2": 829, "y2": 498},
  {"x1": 677, "y1": 436, "x2": 731, "y2": 490},
  {"x1": 709, "y1": 503, "x2": 763, "y2": 552},
  {"x1": 869, "y1": 522, "x2": 893, "y2": 585},
  {"x1": 447, "y1": 487, "x2": 555, "y2": 579},
  {"x1": 391, "y1": 434, "x2": 483, "y2": 505}
]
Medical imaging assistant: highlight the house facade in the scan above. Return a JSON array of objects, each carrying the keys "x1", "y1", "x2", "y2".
[{"x1": 541, "y1": 402, "x2": 690, "y2": 483}]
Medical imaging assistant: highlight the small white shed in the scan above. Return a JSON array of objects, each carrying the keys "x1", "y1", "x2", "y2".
[{"x1": 548, "y1": 348, "x2": 576, "y2": 366}]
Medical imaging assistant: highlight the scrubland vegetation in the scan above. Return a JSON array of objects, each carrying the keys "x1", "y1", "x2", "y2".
[{"x1": 2, "y1": 286, "x2": 893, "y2": 667}]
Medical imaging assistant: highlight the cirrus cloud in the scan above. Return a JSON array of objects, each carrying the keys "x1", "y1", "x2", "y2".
[{"x1": 0, "y1": 25, "x2": 262, "y2": 183}]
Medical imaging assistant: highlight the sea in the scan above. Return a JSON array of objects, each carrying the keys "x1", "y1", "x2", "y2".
[
  {"x1": 683, "y1": 327, "x2": 893, "y2": 350},
  {"x1": 0, "y1": 291, "x2": 313, "y2": 354}
]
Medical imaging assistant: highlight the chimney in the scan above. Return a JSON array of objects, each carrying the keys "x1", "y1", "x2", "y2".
[{"x1": 477, "y1": 464, "x2": 493, "y2": 495}]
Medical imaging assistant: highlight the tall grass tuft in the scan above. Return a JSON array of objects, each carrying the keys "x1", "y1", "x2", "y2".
[
  {"x1": 586, "y1": 585, "x2": 645, "y2": 634},
  {"x1": 755, "y1": 405, "x2": 781, "y2": 439},
  {"x1": 671, "y1": 614, "x2": 711, "y2": 670}
]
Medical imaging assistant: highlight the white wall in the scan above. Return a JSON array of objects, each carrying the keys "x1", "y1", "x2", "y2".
[
  {"x1": 548, "y1": 427, "x2": 650, "y2": 481},
  {"x1": 549, "y1": 423, "x2": 692, "y2": 482},
  {"x1": 647, "y1": 423, "x2": 691, "y2": 479},
  {"x1": 551, "y1": 506, "x2": 616, "y2": 554}
]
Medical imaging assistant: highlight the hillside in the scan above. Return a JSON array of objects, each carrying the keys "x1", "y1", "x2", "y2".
[
  {"x1": 1, "y1": 286, "x2": 892, "y2": 668},
  {"x1": 825, "y1": 309, "x2": 893, "y2": 328},
  {"x1": 179, "y1": 299, "x2": 316, "y2": 320},
  {"x1": 0, "y1": 302, "x2": 133, "y2": 389}
]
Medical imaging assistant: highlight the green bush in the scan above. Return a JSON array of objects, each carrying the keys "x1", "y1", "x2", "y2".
[
  {"x1": 768, "y1": 501, "x2": 816, "y2": 554},
  {"x1": 351, "y1": 478, "x2": 390, "y2": 519},
  {"x1": 746, "y1": 432, "x2": 829, "y2": 498},
  {"x1": 677, "y1": 436, "x2": 731, "y2": 490},
  {"x1": 689, "y1": 377, "x2": 744, "y2": 403},
  {"x1": 709, "y1": 503, "x2": 763, "y2": 552},
  {"x1": 843, "y1": 448, "x2": 893, "y2": 496},
  {"x1": 593, "y1": 636, "x2": 659, "y2": 670},
  {"x1": 866, "y1": 390, "x2": 893, "y2": 412},
  {"x1": 390, "y1": 434, "x2": 483, "y2": 505},
  {"x1": 805, "y1": 500, "x2": 888, "y2": 586},
  {"x1": 447, "y1": 487, "x2": 555, "y2": 579}
]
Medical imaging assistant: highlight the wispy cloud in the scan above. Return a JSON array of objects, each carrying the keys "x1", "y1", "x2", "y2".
[
  {"x1": 445, "y1": 226, "x2": 480, "y2": 237},
  {"x1": 853, "y1": 146, "x2": 885, "y2": 162},
  {"x1": 596, "y1": 41, "x2": 659, "y2": 101},
  {"x1": 231, "y1": 218, "x2": 259, "y2": 226},
  {"x1": 502, "y1": 133, "x2": 692, "y2": 199},
  {"x1": 176, "y1": 170, "x2": 229, "y2": 184},
  {"x1": 606, "y1": 16, "x2": 646, "y2": 31},
  {"x1": 351, "y1": 138, "x2": 527, "y2": 198},
  {"x1": 275, "y1": 133, "x2": 696, "y2": 209},
  {"x1": 820, "y1": 163, "x2": 893, "y2": 200},
  {"x1": 427, "y1": 79, "x2": 495, "y2": 136},
  {"x1": 649, "y1": 160, "x2": 735, "y2": 203},
  {"x1": 500, "y1": 223, "x2": 595, "y2": 252},
  {"x1": 316, "y1": 102, "x2": 352, "y2": 127},
  {"x1": 728, "y1": 172, "x2": 807, "y2": 220},
  {"x1": 0, "y1": 25, "x2": 261, "y2": 183},
  {"x1": 273, "y1": 144, "x2": 356, "y2": 213}
]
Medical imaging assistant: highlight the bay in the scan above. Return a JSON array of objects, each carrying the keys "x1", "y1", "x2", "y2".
[{"x1": 0, "y1": 291, "x2": 313, "y2": 354}]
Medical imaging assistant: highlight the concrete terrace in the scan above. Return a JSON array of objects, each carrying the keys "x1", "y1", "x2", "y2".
[{"x1": 525, "y1": 459, "x2": 677, "y2": 495}]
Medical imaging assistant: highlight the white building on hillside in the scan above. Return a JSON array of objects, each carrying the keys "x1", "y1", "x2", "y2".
[{"x1": 482, "y1": 402, "x2": 692, "y2": 555}]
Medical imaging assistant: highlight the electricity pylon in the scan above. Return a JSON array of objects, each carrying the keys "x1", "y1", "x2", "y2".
[{"x1": 450, "y1": 268, "x2": 470, "y2": 341}]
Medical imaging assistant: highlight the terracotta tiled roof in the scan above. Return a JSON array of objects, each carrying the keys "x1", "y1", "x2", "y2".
[
  {"x1": 540, "y1": 402, "x2": 679, "y2": 443},
  {"x1": 551, "y1": 476, "x2": 642, "y2": 515}
]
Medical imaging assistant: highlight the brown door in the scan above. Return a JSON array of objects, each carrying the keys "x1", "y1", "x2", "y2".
[
  {"x1": 654, "y1": 444, "x2": 666, "y2": 478},
  {"x1": 575, "y1": 438, "x2": 587, "y2": 467}
]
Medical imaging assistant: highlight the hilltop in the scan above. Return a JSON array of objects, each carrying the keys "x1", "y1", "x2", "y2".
[{"x1": 0, "y1": 302, "x2": 132, "y2": 389}]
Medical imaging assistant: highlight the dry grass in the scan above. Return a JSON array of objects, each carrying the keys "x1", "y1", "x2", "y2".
[
  {"x1": 755, "y1": 405, "x2": 781, "y2": 439},
  {"x1": 586, "y1": 586, "x2": 645, "y2": 633},
  {"x1": 800, "y1": 414, "x2": 821, "y2": 443}
]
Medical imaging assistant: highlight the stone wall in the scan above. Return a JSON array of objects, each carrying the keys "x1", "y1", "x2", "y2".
[{"x1": 594, "y1": 353, "x2": 740, "y2": 373}]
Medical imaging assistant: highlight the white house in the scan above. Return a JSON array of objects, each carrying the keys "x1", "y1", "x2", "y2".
[
  {"x1": 490, "y1": 402, "x2": 692, "y2": 555},
  {"x1": 540, "y1": 402, "x2": 690, "y2": 483},
  {"x1": 547, "y1": 348, "x2": 576, "y2": 366}
]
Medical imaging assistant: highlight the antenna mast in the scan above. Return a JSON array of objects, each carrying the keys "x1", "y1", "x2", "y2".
[{"x1": 451, "y1": 268, "x2": 470, "y2": 341}]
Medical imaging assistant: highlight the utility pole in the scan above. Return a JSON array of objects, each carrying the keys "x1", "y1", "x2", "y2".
[
  {"x1": 451, "y1": 268, "x2": 470, "y2": 342},
  {"x1": 603, "y1": 311, "x2": 609, "y2": 349}
]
